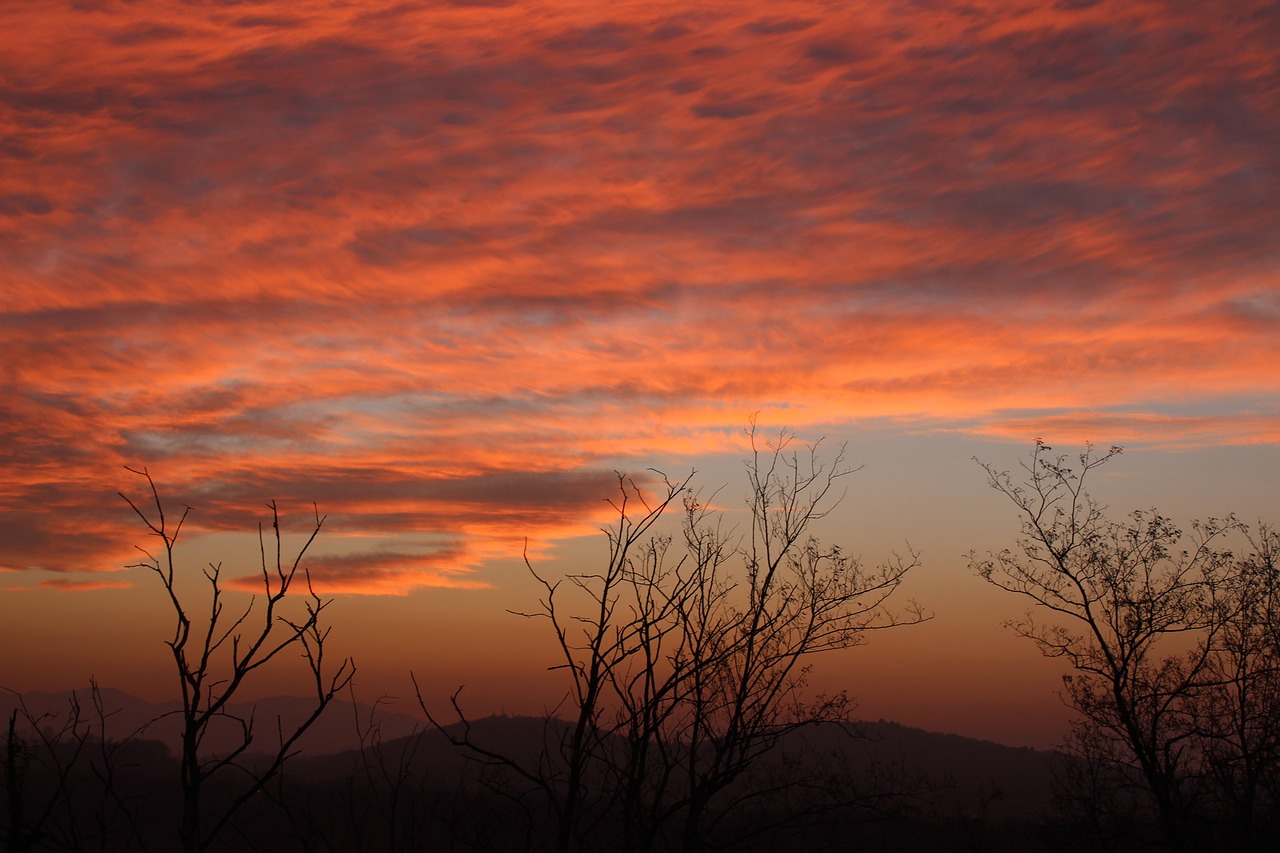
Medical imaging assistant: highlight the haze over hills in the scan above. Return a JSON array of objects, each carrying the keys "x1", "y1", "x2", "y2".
[
  {"x1": 0, "y1": 686, "x2": 425, "y2": 758},
  {"x1": 2, "y1": 687, "x2": 1056, "y2": 822}
]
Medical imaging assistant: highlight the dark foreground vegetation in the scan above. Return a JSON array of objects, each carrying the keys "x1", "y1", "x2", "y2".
[
  {"x1": 4, "y1": 695, "x2": 1059, "y2": 853},
  {"x1": 2, "y1": 435, "x2": 1277, "y2": 852}
]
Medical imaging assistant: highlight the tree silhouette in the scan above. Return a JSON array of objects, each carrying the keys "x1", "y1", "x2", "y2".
[
  {"x1": 422, "y1": 425, "x2": 925, "y2": 852},
  {"x1": 1185, "y1": 523, "x2": 1280, "y2": 849},
  {"x1": 971, "y1": 442, "x2": 1279, "y2": 852},
  {"x1": 3, "y1": 691, "x2": 89, "y2": 853},
  {"x1": 120, "y1": 467, "x2": 355, "y2": 853},
  {"x1": 1, "y1": 681, "x2": 161, "y2": 852}
]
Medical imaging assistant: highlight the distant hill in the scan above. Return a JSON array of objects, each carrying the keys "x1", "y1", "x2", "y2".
[
  {"x1": 801, "y1": 719, "x2": 1057, "y2": 820},
  {"x1": 284, "y1": 713, "x2": 1057, "y2": 822},
  {"x1": 2, "y1": 688, "x2": 1057, "y2": 821},
  {"x1": 0, "y1": 686, "x2": 425, "y2": 757},
  {"x1": 2, "y1": 689, "x2": 1064, "y2": 851}
]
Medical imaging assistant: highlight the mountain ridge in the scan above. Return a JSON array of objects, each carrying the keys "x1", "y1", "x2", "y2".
[{"x1": 2, "y1": 686, "x2": 1057, "y2": 820}]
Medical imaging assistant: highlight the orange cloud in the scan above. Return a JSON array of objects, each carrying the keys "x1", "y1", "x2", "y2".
[
  {"x1": 2, "y1": 0, "x2": 1277, "y2": 592},
  {"x1": 972, "y1": 408, "x2": 1280, "y2": 450},
  {"x1": 36, "y1": 578, "x2": 134, "y2": 592}
]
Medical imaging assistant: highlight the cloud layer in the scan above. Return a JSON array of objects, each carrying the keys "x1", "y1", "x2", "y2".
[{"x1": 2, "y1": 0, "x2": 1277, "y2": 590}]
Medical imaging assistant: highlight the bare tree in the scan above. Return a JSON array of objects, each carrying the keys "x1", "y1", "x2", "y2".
[
  {"x1": 417, "y1": 469, "x2": 694, "y2": 853},
  {"x1": 3, "y1": 691, "x2": 89, "y2": 853},
  {"x1": 1185, "y1": 524, "x2": 1280, "y2": 850},
  {"x1": 422, "y1": 425, "x2": 924, "y2": 852},
  {"x1": 0, "y1": 680, "x2": 157, "y2": 853},
  {"x1": 119, "y1": 467, "x2": 355, "y2": 853},
  {"x1": 687, "y1": 428, "x2": 925, "y2": 846},
  {"x1": 968, "y1": 441, "x2": 1270, "y2": 852}
]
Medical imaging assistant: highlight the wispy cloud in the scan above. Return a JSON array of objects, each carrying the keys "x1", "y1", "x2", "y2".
[
  {"x1": 37, "y1": 577, "x2": 134, "y2": 592},
  {"x1": 2, "y1": 0, "x2": 1276, "y2": 591},
  {"x1": 973, "y1": 405, "x2": 1280, "y2": 449}
]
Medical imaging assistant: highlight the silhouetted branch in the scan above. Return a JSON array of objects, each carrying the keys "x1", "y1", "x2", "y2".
[{"x1": 119, "y1": 467, "x2": 354, "y2": 853}]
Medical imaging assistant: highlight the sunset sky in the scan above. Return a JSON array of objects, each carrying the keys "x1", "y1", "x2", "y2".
[{"x1": 2, "y1": 0, "x2": 1277, "y2": 748}]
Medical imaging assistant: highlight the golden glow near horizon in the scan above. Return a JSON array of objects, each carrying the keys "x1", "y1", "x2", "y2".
[{"x1": 1, "y1": 0, "x2": 1277, "y2": 746}]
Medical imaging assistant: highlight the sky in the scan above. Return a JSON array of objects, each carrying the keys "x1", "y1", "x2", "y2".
[{"x1": 1, "y1": 0, "x2": 1278, "y2": 749}]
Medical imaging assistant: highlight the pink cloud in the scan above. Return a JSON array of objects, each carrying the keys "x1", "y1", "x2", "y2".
[
  {"x1": 973, "y1": 409, "x2": 1280, "y2": 450},
  {"x1": 37, "y1": 577, "x2": 134, "y2": 592},
  {"x1": 1, "y1": 0, "x2": 1276, "y2": 591}
]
